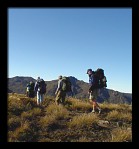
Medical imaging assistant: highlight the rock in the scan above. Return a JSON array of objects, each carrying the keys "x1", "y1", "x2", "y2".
[
  {"x1": 116, "y1": 121, "x2": 123, "y2": 127},
  {"x1": 97, "y1": 120, "x2": 110, "y2": 128}
]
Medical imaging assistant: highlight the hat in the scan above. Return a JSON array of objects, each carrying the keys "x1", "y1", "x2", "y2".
[
  {"x1": 58, "y1": 75, "x2": 62, "y2": 79},
  {"x1": 86, "y1": 69, "x2": 92, "y2": 74}
]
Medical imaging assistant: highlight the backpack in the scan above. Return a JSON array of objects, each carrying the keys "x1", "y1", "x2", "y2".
[
  {"x1": 37, "y1": 79, "x2": 47, "y2": 94},
  {"x1": 95, "y1": 68, "x2": 107, "y2": 88},
  {"x1": 26, "y1": 82, "x2": 35, "y2": 98},
  {"x1": 27, "y1": 82, "x2": 35, "y2": 92},
  {"x1": 61, "y1": 77, "x2": 72, "y2": 92},
  {"x1": 27, "y1": 84, "x2": 31, "y2": 92}
]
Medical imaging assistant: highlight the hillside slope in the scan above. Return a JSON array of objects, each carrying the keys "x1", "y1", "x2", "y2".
[{"x1": 8, "y1": 93, "x2": 132, "y2": 142}]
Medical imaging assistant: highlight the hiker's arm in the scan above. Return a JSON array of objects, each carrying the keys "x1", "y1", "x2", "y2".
[
  {"x1": 34, "y1": 82, "x2": 38, "y2": 93},
  {"x1": 55, "y1": 80, "x2": 62, "y2": 94},
  {"x1": 88, "y1": 76, "x2": 93, "y2": 93}
]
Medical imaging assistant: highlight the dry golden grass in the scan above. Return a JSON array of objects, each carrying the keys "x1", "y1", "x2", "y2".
[
  {"x1": 68, "y1": 113, "x2": 99, "y2": 129},
  {"x1": 8, "y1": 93, "x2": 132, "y2": 142},
  {"x1": 66, "y1": 98, "x2": 91, "y2": 111},
  {"x1": 106, "y1": 110, "x2": 132, "y2": 122},
  {"x1": 45, "y1": 103, "x2": 69, "y2": 120},
  {"x1": 39, "y1": 103, "x2": 69, "y2": 130},
  {"x1": 20, "y1": 108, "x2": 42, "y2": 122},
  {"x1": 8, "y1": 116, "x2": 21, "y2": 131},
  {"x1": 38, "y1": 138, "x2": 52, "y2": 142},
  {"x1": 110, "y1": 127, "x2": 132, "y2": 142},
  {"x1": 8, "y1": 99, "x2": 26, "y2": 116},
  {"x1": 101, "y1": 102, "x2": 132, "y2": 112},
  {"x1": 8, "y1": 121, "x2": 32, "y2": 142},
  {"x1": 77, "y1": 136, "x2": 92, "y2": 142},
  {"x1": 39, "y1": 115, "x2": 58, "y2": 129}
]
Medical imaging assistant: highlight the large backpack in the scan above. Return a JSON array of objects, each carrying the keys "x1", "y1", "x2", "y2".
[
  {"x1": 61, "y1": 77, "x2": 72, "y2": 92},
  {"x1": 95, "y1": 68, "x2": 107, "y2": 88},
  {"x1": 37, "y1": 79, "x2": 47, "y2": 94},
  {"x1": 27, "y1": 82, "x2": 35, "y2": 92},
  {"x1": 26, "y1": 82, "x2": 35, "y2": 97}
]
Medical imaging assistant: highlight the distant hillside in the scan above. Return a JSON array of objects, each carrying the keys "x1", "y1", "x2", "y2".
[
  {"x1": 8, "y1": 88, "x2": 13, "y2": 93},
  {"x1": 8, "y1": 76, "x2": 132, "y2": 104}
]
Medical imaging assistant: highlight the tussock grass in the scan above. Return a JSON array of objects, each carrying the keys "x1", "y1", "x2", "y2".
[
  {"x1": 68, "y1": 113, "x2": 99, "y2": 129},
  {"x1": 8, "y1": 93, "x2": 132, "y2": 142},
  {"x1": 38, "y1": 138, "x2": 52, "y2": 142},
  {"x1": 8, "y1": 121, "x2": 32, "y2": 142},
  {"x1": 9, "y1": 95, "x2": 37, "y2": 116},
  {"x1": 39, "y1": 104, "x2": 69, "y2": 130},
  {"x1": 8, "y1": 99, "x2": 26, "y2": 116},
  {"x1": 30, "y1": 107, "x2": 42, "y2": 116},
  {"x1": 8, "y1": 116, "x2": 21, "y2": 131},
  {"x1": 39, "y1": 115, "x2": 58, "y2": 129},
  {"x1": 101, "y1": 103, "x2": 132, "y2": 112},
  {"x1": 45, "y1": 103, "x2": 69, "y2": 120},
  {"x1": 20, "y1": 108, "x2": 41, "y2": 121},
  {"x1": 110, "y1": 127, "x2": 132, "y2": 142},
  {"x1": 77, "y1": 136, "x2": 92, "y2": 142},
  {"x1": 106, "y1": 110, "x2": 132, "y2": 122},
  {"x1": 21, "y1": 111, "x2": 33, "y2": 121},
  {"x1": 66, "y1": 98, "x2": 91, "y2": 111}
]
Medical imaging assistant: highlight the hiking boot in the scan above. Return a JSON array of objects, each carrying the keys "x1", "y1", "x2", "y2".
[
  {"x1": 98, "y1": 109, "x2": 101, "y2": 114},
  {"x1": 91, "y1": 110, "x2": 95, "y2": 113}
]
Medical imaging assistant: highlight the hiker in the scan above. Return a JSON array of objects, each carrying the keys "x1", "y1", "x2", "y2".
[
  {"x1": 55, "y1": 75, "x2": 67, "y2": 105},
  {"x1": 34, "y1": 77, "x2": 47, "y2": 106},
  {"x1": 86, "y1": 69, "x2": 101, "y2": 113},
  {"x1": 26, "y1": 81, "x2": 35, "y2": 98},
  {"x1": 26, "y1": 83, "x2": 30, "y2": 97}
]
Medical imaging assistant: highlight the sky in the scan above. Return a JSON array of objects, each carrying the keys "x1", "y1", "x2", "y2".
[{"x1": 8, "y1": 8, "x2": 132, "y2": 93}]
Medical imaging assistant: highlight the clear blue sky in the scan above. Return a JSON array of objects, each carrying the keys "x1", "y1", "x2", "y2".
[{"x1": 8, "y1": 8, "x2": 132, "y2": 93}]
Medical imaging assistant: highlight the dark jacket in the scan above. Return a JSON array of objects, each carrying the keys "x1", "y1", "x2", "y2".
[{"x1": 89, "y1": 74, "x2": 99, "y2": 92}]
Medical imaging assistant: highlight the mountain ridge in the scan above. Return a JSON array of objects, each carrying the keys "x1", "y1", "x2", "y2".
[{"x1": 8, "y1": 76, "x2": 132, "y2": 104}]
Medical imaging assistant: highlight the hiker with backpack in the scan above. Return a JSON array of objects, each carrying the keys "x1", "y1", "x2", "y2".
[
  {"x1": 86, "y1": 69, "x2": 101, "y2": 114},
  {"x1": 26, "y1": 81, "x2": 35, "y2": 98},
  {"x1": 55, "y1": 75, "x2": 72, "y2": 105},
  {"x1": 34, "y1": 77, "x2": 47, "y2": 106}
]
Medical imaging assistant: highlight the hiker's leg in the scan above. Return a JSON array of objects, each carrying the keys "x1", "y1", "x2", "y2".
[
  {"x1": 89, "y1": 92, "x2": 94, "y2": 111},
  {"x1": 93, "y1": 89, "x2": 101, "y2": 111},
  {"x1": 30, "y1": 91, "x2": 33, "y2": 98},
  {"x1": 61, "y1": 91, "x2": 66, "y2": 104},
  {"x1": 96, "y1": 102, "x2": 100, "y2": 109},
  {"x1": 95, "y1": 102, "x2": 101, "y2": 113},
  {"x1": 37, "y1": 91, "x2": 40, "y2": 105},
  {"x1": 55, "y1": 91, "x2": 61, "y2": 105},
  {"x1": 40, "y1": 94, "x2": 43, "y2": 104},
  {"x1": 92, "y1": 100, "x2": 96, "y2": 112},
  {"x1": 89, "y1": 92, "x2": 93, "y2": 104}
]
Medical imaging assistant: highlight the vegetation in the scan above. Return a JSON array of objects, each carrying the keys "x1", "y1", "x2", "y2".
[{"x1": 8, "y1": 93, "x2": 132, "y2": 142}]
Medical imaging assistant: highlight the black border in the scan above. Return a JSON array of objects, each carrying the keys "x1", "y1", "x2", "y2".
[{"x1": 1, "y1": 0, "x2": 138, "y2": 145}]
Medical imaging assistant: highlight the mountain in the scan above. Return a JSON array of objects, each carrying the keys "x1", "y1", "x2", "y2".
[
  {"x1": 8, "y1": 88, "x2": 13, "y2": 93},
  {"x1": 8, "y1": 76, "x2": 132, "y2": 104}
]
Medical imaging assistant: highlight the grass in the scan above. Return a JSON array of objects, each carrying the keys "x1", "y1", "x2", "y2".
[
  {"x1": 110, "y1": 127, "x2": 132, "y2": 142},
  {"x1": 106, "y1": 110, "x2": 132, "y2": 122},
  {"x1": 8, "y1": 93, "x2": 132, "y2": 142},
  {"x1": 68, "y1": 113, "x2": 99, "y2": 129}
]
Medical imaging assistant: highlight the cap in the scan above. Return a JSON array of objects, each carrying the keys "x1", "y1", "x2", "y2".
[
  {"x1": 86, "y1": 69, "x2": 92, "y2": 74},
  {"x1": 58, "y1": 75, "x2": 62, "y2": 79}
]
